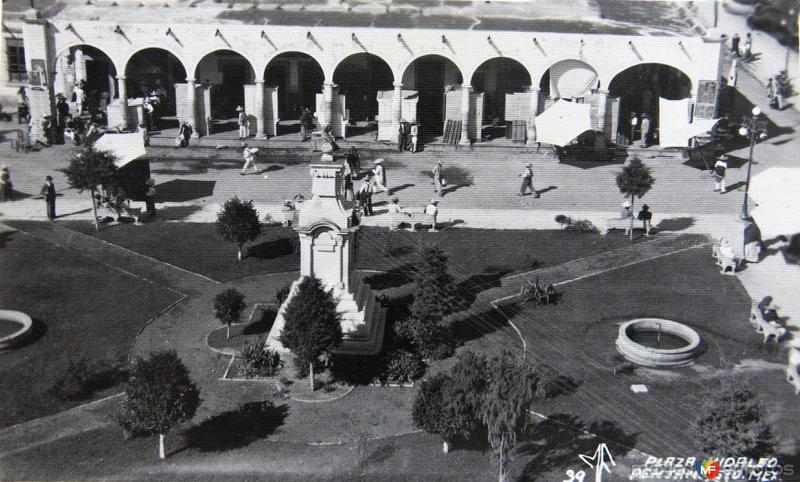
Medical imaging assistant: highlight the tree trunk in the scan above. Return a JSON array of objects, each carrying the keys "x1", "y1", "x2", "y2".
[
  {"x1": 237, "y1": 246, "x2": 243, "y2": 261},
  {"x1": 226, "y1": 323, "x2": 230, "y2": 340},
  {"x1": 309, "y1": 362, "x2": 315, "y2": 391},
  {"x1": 90, "y1": 188, "x2": 100, "y2": 231},
  {"x1": 158, "y1": 433, "x2": 166, "y2": 460},
  {"x1": 629, "y1": 194, "x2": 635, "y2": 241}
]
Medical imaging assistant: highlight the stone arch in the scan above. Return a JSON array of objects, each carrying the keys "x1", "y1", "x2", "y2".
[
  {"x1": 608, "y1": 63, "x2": 692, "y2": 140},
  {"x1": 333, "y1": 53, "x2": 394, "y2": 123},
  {"x1": 401, "y1": 54, "x2": 464, "y2": 134},
  {"x1": 538, "y1": 58, "x2": 599, "y2": 100},
  {"x1": 194, "y1": 49, "x2": 256, "y2": 120},
  {"x1": 52, "y1": 44, "x2": 119, "y2": 117},
  {"x1": 124, "y1": 48, "x2": 188, "y2": 121},
  {"x1": 264, "y1": 51, "x2": 325, "y2": 122},
  {"x1": 470, "y1": 57, "x2": 532, "y2": 125}
]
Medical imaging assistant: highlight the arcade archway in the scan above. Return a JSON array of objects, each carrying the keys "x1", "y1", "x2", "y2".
[
  {"x1": 608, "y1": 63, "x2": 692, "y2": 140},
  {"x1": 402, "y1": 55, "x2": 463, "y2": 135},
  {"x1": 53, "y1": 45, "x2": 117, "y2": 118},
  {"x1": 195, "y1": 50, "x2": 255, "y2": 120},
  {"x1": 333, "y1": 53, "x2": 393, "y2": 123},
  {"x1": 124, "y1": 48, "x2": 187, "y2": 126},
  {"x1": 471, "y1": 58, "x2": 531, "y2": 126},
  {"x1": 539, "y1": 59, "x2": 598, "y2": 102},
  {"x1": 264, "y1": 52, "x2": 324, "y2": 122}
]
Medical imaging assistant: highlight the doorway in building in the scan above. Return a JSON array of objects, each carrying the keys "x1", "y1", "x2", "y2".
[
  {"x1": 124, "y1": 48, "x2": 187, "y2": 129},
  {"x1": 53, "y1": 45, "x2": 117, "y2": 123},
  {"x1": 402, "y1": 55, "x2": 463, "y2": 137},
  {"x1": 471, "y1": 58, "x2": 532, "y2": 140},
  {"x1": 195, "y1": 50, "x2": 255, "y2": 132},
  {"x1": 608, "y1": 63, "x2": 692, "y2": 143},
  {"x1": 264, "y1": 52, "x2": 324, "y2": 135},
  {"x1": 333, "y1": 53, "x2": 394, "y2": 137}
]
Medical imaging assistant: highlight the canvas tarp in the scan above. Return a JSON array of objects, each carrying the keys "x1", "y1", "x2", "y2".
[
  {"x1": 749, "y1": 168, "x2": 800, "y2": 238},
  {"x1": 658, "y1": 97, "x2": 719, "y2": 147},
  {"x1": 550, "y1": 60, "x2": 598, "y2": 99},
  {"x1": 93, "y1": 131, "x2": 147, "y2": 168},
  {"x1": 534, "y1": 99, "x2": 593, "y2": 147}
]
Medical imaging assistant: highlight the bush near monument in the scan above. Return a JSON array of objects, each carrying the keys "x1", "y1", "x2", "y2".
[
  {"x1": 279, "y1": 276, "x2": 343, "y2": 391},
  {"x1": 239, "y1": 343, "x2": 282, "y2": 378},
  {"x1": 213, "y1": 288, "x2": 247, "y2": 340}
]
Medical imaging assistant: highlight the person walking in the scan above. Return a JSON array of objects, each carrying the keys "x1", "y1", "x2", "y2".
[
  {"x1": 518, "y1": 163, "x2": 538, "y2": 197},
  {"x1": 240, "y1": 146, "x2": 264, "y2": 176},
  {"x1": 629, "y1": 113, "x2": 638, "y2": 144},
  {"x1": 1, "y1": 167, "x2": 13, "y2": 201},
  {"x1": 713, "y1": 155, "x2": 728, "y2": 193},
  {"x1": 432, "y1": 161, "x2": 443, "y2": 197},
  {"x1": 342, "y1": 158, "x2": 355, "y2": 201},
  {"x1": 743, "y1": 217, "x2": 763, "y2": 263},
  {"x1": 16, "y1": 87, "x2": 29, "y2": 124},
  {"x1": 767, "y1": 78, "x2": 776, "y2": 107},
  {"x1": 237, "y1": 106, "x2": 250, "y2": 140},
  {"x1": 300, "y1": 108, "x2": 313, "y2": 141},
  {"x1": 640, "y1": 114, "x2": 651, "y2": 148},
  {"x1": 410, "y1": 121, "x2": 419, "y2": 153},
  {"x1": 774, "y1": 78, "x2": 785, "y2": 110},
  {"x1": 356, "y1": 176, "x2": 373, "y2": 216},
  {"x1": 743, "y1": 33, "x2": 753, "y2": 62},
  {"x1": 372, "y1": 158, "x2": 388, "y2": 193},
  {"x1": 41, "y1": 175, "x2": 56, "y2": 220},
  {"x1": 145, "y1": 178, "x2": 157, "y2": 217},
  {"x1": 637, "y1": 204, "x2": 653, "y2": 236},
  {"x1": 731, "y1": 33, "x2": 741, "y2": 57}
]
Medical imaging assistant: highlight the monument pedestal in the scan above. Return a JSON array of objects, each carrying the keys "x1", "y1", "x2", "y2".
[{"x1": 265, "y1": 163, "x2": 385, "y2": 356}]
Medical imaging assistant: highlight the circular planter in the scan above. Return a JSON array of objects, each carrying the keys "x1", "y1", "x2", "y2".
[
  {"x1": 615, "y1": 318, "x2": 701, "y2": 368},
  {"x1": 0, "y1": 310, "x2": 34, "y2": 350}
]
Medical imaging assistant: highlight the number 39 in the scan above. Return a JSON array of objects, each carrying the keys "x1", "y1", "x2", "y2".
[{"x1": 563, "y1": 469, "x2": 586, "y2": 482}]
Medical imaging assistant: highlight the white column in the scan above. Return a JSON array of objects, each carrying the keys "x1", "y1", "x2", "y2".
[
  {"x1": 460, "y1": 84, "x2": 472, "y2": 146},
  {"x1": 391, "y1": 82, "x2": 403, "y2": 144},
  {"x1": 117, "y1": 76, "x2": 129, "y2": 129},
  {"x1": 527, "y1": 87, "x2": 540, "y2": 145},
  {"x1": 186, "y1": 78, "x2": 199, "y2": 137},
  {"x1": 597, "y1": 89, "x2": 608, "y2": 139},
  {"x1": 254, "y1": 80, "x2": 266, "y2": 138},
  {"x1": 75, "y1": 48, "x2": 86, "y2": 85},
  {"x1": 321, "y1": 82, "x2": 335, "y2": 130}
]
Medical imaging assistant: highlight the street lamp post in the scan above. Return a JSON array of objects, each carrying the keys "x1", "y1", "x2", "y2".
[{"x1": 738, "y1": 106, "x2": 768, "y2": 221}]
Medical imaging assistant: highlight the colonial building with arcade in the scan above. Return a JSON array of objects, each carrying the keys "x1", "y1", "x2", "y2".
[{"x1": 6, "y1": 1, "x2": 726, "y2": 147}]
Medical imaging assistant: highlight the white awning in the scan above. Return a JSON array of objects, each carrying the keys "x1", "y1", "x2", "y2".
[
  {"x1": 534, "y1": 100, "x2": 593, "y2": 147},
  {"x1": 658, "y1": 97, "x2": 719, "y2": 147},
  {"x1": 749, "y1": 168, "x2": 800, "y2": 238},
  {"x1": 93, "y1": 132, "x2": 147, "y2": 168}
]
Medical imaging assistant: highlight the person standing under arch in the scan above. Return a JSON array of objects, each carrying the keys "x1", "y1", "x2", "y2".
[
  {"x1": 237, "y1": 106, "x2": 250, "y2": 140},
  {"x1": 640, "y1": 114, "x2": 651, "y2": 148}
]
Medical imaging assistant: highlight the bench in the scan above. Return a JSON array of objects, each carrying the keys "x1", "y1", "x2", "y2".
[
  {"x1": 750, "y1": 303, "x2": 787, "y2": 343},
  {"x1": 712, "y1": 242, "x2": 740, "y2": 274},
  {"x1": 788, "y1": 347, "x2": 800, "y2": 395},
  {"x1": 390, "y1": 211, "x2": 437, "y2": 232},
  {"x1": 604, "y1": 217, "x2": 644, "y2": 235}
]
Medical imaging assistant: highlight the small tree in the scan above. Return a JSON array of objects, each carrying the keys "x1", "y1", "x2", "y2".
[
  {"x1": 405, "y1": 245, "x2": 460, "y2": 356},
  {"x1": 216, "y1": 197, "x2": 261, "y2": 260},
  {"x1": 615, "y1": 157, "x2": 655, "y2": 240},
  {"x1": 481, "y1": 351, "x2": 538, "y2": 482},
  {"x1": 279, "y1": 276, "x2": 342, "y2": 391},
  {"x1": 60, "y1": 148, "x2": 119, "y2": 231},
  {"x1": 213, "y1": 288, "x2": 246, "y2": 340},
  {"x1": 117, "y1": 351, "x2": 200, "y2": 459},
  {"x1": 693, "y1": 381, "x2": 773, "y2": 457}
]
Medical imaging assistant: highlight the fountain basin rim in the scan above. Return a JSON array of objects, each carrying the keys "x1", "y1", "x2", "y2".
[{"x1": 0, "y1": 310, "x2": 34, "y2": 350}]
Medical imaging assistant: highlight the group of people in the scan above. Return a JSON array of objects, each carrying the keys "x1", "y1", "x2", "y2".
[
  {"x1": 766, "y1": 77, "x2": 785, "y2": 111},
  {"x1": 398, "y1": 121, "x2": 420, "y2": 153},
  {"x1": 729, "y1": 33, "x2": 753, "y2": 63},
  {"x1": 619, "y1": 201, "x2": 654, "y2": 236}
]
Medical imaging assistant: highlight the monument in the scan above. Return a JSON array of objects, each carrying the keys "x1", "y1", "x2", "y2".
[{"x1": 265, "y1": 163, "x2": 385, "y2": 355}]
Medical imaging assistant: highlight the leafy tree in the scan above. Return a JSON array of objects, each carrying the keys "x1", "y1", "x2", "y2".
[
  {"x1": 213, "y1": 288, "x2": 246, "y2": 340},
  {"x1": 615, "y1": 157, "x2": 655, "y2": 240},
  {"x1": 481, "y1": 351, "x2": 539, "y2": 482},
  {"x1": 216, "y1": 197, "x2": 261, "y2": 260},
  {"x1": 279, "y1": 276, "x2": 342, "y2": 391},
  {"x1": 693, "y1": 381, "x2": 773, "y2": 457},
  {"x1": 116, "y1": 351, "x2": 200, "y2": 459},
  {"x1": 60, "y1": 148, "x2": 119, "y2": 231},
  {"x1": 404, "y1": 245, "x2": 460, "y2": 357}
]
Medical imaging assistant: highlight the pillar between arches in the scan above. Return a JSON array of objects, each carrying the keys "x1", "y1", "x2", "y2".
[
  {"x1": 597, "y1": 89, "x2": 609, "y2": 139},
  {"x1": 527, "y1": 86, "x2": 540, "y2": 145},
  {"x1": 185, "y1": 78, "x2": 199, "y2": 137},
  {"x1": 391, "y1": 82, "x2": 403, "y2": 144},
  {"x1": 460, "y1": 84, "x2": 472, "y2": 146},
  {"x1": 254, "y1": 80, "x2": 266, "y2": 138},
  {"x1": 321, "y1": 82, "x2": 335, "y2": 130},
  {"x1": 117, "y1": 75, "x2": 129, "y2": 130}
]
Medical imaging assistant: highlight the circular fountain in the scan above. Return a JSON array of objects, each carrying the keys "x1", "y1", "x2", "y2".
[
  {"x1": 615, "y1": 318, "x2": 701, "y2": 368},
  {"x1": 0, "y1": 310, "x2": 34, "y2": 350}
]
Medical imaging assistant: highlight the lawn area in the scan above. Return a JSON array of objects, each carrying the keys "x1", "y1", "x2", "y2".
[
  {"x1": 0, "y1": 230, "x2": 183, "y2": 428},
  {"x1": 62, "y1": 221, "x2": 653, "y2": 284},
  {"x1": 504, "y1": 247, "x2": 800, "y2": 458}
]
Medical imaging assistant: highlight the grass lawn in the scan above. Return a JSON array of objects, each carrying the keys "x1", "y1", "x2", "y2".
[
  {"x1": 504, "y1": 247, "x2": 800, "y2": 460},
  {"x1": 0, "y1": 231, "x2": 183, "y2": 428},
  {"x1": 62, "y1": 221, "x2": 653, "y2": 284},
  {"x1": 207, "y1": 305, "x2": 277, "y2": 354}
]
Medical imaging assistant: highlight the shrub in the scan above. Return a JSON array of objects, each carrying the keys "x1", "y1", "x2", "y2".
[
  {"x1": 395, "y1": 318, "x2": 455, "y2": 360},
  {"x1": 555, "y1": 214, "x2": 598, "y2": 233},
  {"x1": 50, "y1": 358, "x2": 92, "y2": 400},
  {"x1": 239, "y1": 342, "x2": 281, "y2": 378},
  {"x1": 532, "y1": 363, "x2": 578, "y2": 398},
  {"x1": 214, "y1": 288, "x2": 246, "y2": 340},
  {"x1": 383, "y1": 349, "x2": 426, "y2": 385},
  {"x1": 275, "y1": 283, "x2": 292, "y2": 306}
]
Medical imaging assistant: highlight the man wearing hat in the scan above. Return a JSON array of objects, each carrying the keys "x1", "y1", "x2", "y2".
[
  {"x1": 519, "y1": 163, "x2": 538, "y2": 197},
  {"x1": 55, "y1": 93, "x2": 70, "y2": 144},
  {"x1": 41, "y1": 175, "x2": 56, "y2": 220},
  {"x1": 432, "y1": 161, "x2": 443, "y2": 197},
  {"x1": 237, "y1": 106, "x2": 250, "y2": 140},
  {"x1": 713, "y1": 155, "x2": 728, "y2": 193},
  {"x1": 240, "y1": 145, "x2": 264, "y2": 176},
  {"x1": 372, "y1": 158, "x2": 388, "y2": 193},
  {"x1": 637, "y1": 204, "x2": 653, "y2": 236}
]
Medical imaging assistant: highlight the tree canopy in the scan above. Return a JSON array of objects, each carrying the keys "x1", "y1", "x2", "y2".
[
  {"x1": 216, "y1": 197, "x2": 262, "y2": 259},
  {"x1": 615, "y1": 157, "x2": 655, "y2": 200},
  {"x1": 60, "y1": 148, "x2": 119, "y2": 193},
  {"x1": 214, "y1": 288, "x2": 247, "y2": 339}
]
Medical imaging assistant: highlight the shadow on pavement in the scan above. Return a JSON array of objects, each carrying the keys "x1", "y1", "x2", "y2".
[{"x1": 155, "y1": 180, "x2": 216, "y2": 202}]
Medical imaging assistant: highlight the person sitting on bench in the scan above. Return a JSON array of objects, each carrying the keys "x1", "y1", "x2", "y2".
[{"x1": 758, "y1": 296, "x2": 780, "y2": 322}]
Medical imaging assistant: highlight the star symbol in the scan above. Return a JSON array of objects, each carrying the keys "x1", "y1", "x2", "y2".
[{"x1": 579, "y1": 443, "x2": 616, "y2": 477}]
